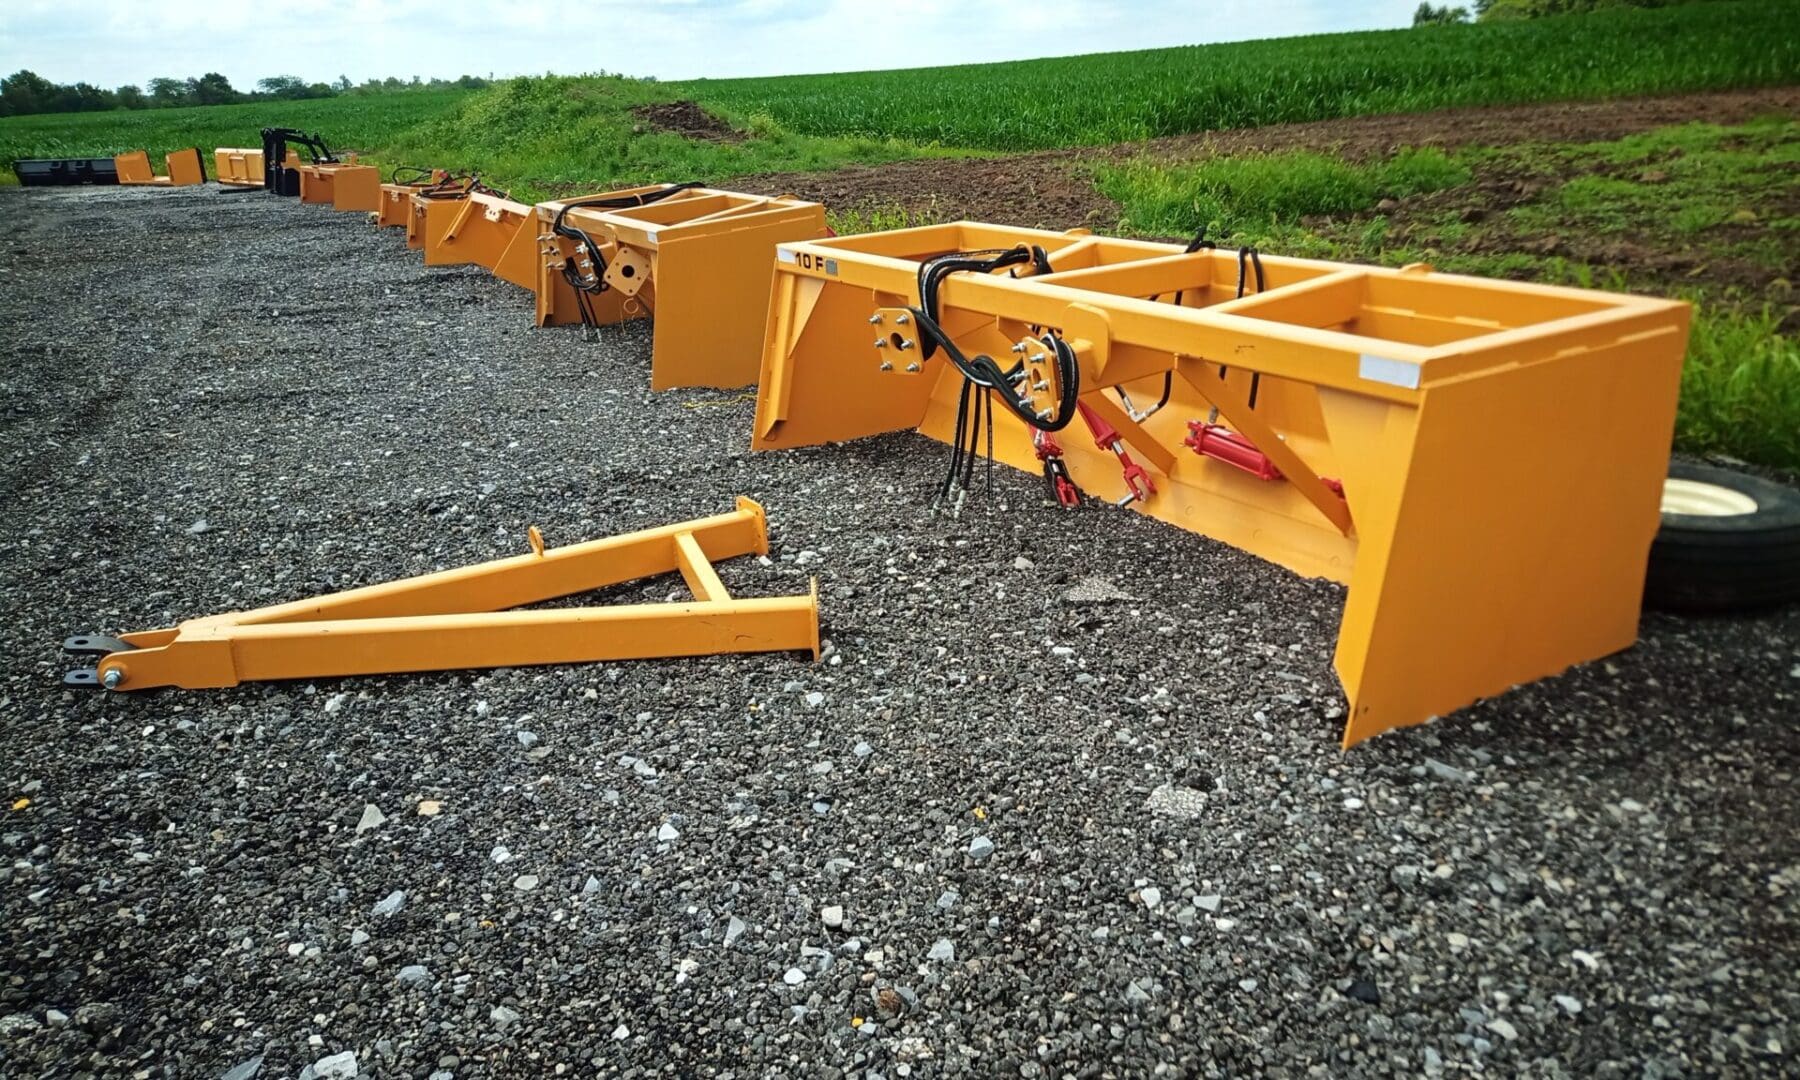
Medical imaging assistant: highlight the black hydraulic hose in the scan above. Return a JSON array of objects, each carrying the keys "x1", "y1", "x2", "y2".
[
  {"x1": 550, "y1": 183, "x2": 706, "y2": 332},
  {"x1": 1237, "y1": 246, "x2": 1266, "y2": 409}
]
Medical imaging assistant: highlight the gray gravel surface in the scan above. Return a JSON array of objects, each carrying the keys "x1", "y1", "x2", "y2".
[{"x1": 2, "y1": 185, "x2": 1797, "y2": 1078}]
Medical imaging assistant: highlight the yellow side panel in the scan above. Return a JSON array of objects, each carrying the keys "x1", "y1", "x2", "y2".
[
  {"x1": 114, "y1": 151, "x2": 154, "y2": 184},
  {"x1": 1324, "y1": 322, "x2": 1687, "y2": 747},
  {"x1": 166, "y1": 149, "x2": 205, "y2": 186},
  {"x1": 648, "y1": 211, "x2": 826, "y2": 390},
  {"x1": 330, "y1": 166, "x2": 381, "y2": 212}
]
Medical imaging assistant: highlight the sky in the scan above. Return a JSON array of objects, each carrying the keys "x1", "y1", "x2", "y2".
[{"x1": 0, "y1": 1, "x2": 1424, "y2": 88}]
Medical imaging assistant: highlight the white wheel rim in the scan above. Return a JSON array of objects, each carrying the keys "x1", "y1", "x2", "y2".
[{"x1": 1662, "y1": 478, "x2": 1758, "y2": 517}]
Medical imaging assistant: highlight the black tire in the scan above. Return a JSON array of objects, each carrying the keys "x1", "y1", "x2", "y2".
[{"x1": 1645, "y1": 461, "x2": 1800, "y2": 614}]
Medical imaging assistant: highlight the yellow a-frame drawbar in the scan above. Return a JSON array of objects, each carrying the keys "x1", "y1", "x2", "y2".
[{"x1": 64, "y1": 498, "x2": 819, "y2": 692}]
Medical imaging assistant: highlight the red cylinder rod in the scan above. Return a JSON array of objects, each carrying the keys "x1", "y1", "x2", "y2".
[{"x1": 1182, "y1": 422, "x2": 1282, "y2": 482}]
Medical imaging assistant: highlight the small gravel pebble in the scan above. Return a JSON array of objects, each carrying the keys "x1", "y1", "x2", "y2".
[{"x1": 354, "y1": 804, "x2": 387, "y2": 834}]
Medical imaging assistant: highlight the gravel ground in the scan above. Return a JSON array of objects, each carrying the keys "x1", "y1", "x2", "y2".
[{"x1": 1, "y1": 185, "x2": 1797, "y2": 1079}]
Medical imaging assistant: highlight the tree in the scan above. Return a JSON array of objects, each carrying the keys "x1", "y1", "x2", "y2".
[
  {"x1": 148, "y1": 77, "x2": 189, "y2": 107},
  {"x1": 0, "y1": 69, "x2": 58, "y2": 116},
  {"x1": 63, "y1": 82, "x2": 115, "y2": 112},
  {"x1": 257, "y1": 75, "x2": 307, "y2": 99},
  {"x1": 115, "y1": 84, "x2": 147, "y2": 109},
  {"x1": 335, "y1": 74, "x2": 351, "y2": 92},
  {"x1": 186, "y1": 72, "x2": 239, "y2": 106},
  {"x1": 1413, "y1": 2, "x2": 1472, "y2": 24}
]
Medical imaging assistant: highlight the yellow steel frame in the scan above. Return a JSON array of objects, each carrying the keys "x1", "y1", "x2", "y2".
[
  {"x1": 752, "y1": 222, "x2": 1690, "y2": 748},
  {"x1": 213, "y1": 147, "x2": 281, "y2": 189},
  {"x1": 298, "y1": 162, "x2": 382, "y2": 212},
  {"x1": 66, "y1": 498, "x2": 819, "y2": 692},
  {"x1": 375, "y1": 182, "x2": 415, "y2": 229},
  {"x1": 533, "y1": 186, "x2": 829, "y2": 389},
  {"x1": 420, "y1": 190, "x2": 539, "y2": 289},
  {"x1": 374, "y1": 176, "x2": 461, "y2": 231},
  {"x1": 402, "y1": 187, "x2": 468, "y2": 249},
  {"x1": 115, "y1": 149, "x2": 205, "y2": 187}
]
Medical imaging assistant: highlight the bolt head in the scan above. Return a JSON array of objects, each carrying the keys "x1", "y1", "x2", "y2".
[
  {"x1": 874, "y1": 338, "x2": 886, "y2": 348},
  {"x1": 101, "y1": 669, "x2": 123, "y2": 690},
  {"x1": 868, "y1": 314, "x2": 883, "y2": 325}
]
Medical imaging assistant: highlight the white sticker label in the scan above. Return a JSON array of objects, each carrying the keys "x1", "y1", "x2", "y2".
[
  {"x1": 776, "y1": 246, "x2": 798, "y2": 264},
  {"x1": 1359, "y1": 354, "x2": 1421, "y2": 389}
]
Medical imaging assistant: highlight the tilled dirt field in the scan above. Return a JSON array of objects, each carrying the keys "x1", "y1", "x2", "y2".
[
  {"x1": 742, "y1": 87, "x2": 1800, "y2": 233},
  {"x1": 1, "y1": 186, "x2": 1797, "y2": 1079}
]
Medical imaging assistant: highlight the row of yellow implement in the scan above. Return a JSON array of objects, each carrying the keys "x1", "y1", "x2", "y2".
[{"x1": 65, "y1": 146, "x2": 1693, "y2": 749}]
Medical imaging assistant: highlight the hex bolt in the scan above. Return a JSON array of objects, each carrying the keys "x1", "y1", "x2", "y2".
[
  {"x1": 868, "y1": 314, "x2": 883, "y2": 325},
  {"x1": 874, "y1": 338, "x2": 886, "y2": 348},
  {"x1": 905, "y1": 363, "x2": 922, "y2": 373},
  {"x1": 879, "y1": 361, "x2": 894, "y2": 371},
  {"x1": 1035, "y1": 407, "x2": 1053, "y2": 420},
  {"x1": 897, "y1": 338, "x2": 914, "y2": 351},
  {"x1": 101, "y1": 669, "x2": 123, "y2": 690},
  {"x1": 1032, "y1": 353, "x2": 1047, "y2": 362},
  {"x1": 1011, "y1": 343, "x2": 1027, "y2": 353},
  {"x1": 1033, "y1": 380, "x2": 1050, "y2": 392},
  {"x1": 895, "y1": 314, "x2": 910, "y2": 325}
]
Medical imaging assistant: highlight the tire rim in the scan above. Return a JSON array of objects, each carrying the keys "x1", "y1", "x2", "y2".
[{"x1": 1662, "y1": 478, "x2": 1758, "y2": 517}]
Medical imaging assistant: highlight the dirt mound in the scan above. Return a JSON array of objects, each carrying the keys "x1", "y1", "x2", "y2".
[{"x1": 633, "y1": 100, "x2": 742, "y2": 142}]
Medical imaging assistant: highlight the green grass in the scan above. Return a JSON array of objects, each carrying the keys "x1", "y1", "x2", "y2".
[
  {"x1": 374, "y1": 76, "x2": 923, "y2": 202},
  {"x1": 823, "y1": 201, "x2": 935, "y2": 236},
  {"x1": 1094, "y1": 148, "x2": 1472, "y2": 236},
  {"x1": 5, "y1": 0, "x2": 1795, "y2": 193},
  {"x1": 0, "y1": 91, "x2": 470, "y2": 174},
  {"x1": 1677, "y1": 305, "x2": 1800, "y2": 468},
  {"x1": 684, "y1": 1, "x2": 1799, "y2": 150}
]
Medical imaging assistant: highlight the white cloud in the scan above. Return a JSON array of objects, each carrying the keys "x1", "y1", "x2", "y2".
[{"x1": 0, "y1": 1, "x2": 1421, "y2": 88}]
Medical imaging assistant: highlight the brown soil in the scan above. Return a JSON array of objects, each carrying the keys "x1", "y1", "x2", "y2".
[
  {"x1": 633, "y1": 100, "x2": 742, "y2": 142},
  {"x1": 737, "y1": 87, "x2": 1800, "y2": 231},
  {"x1": 1374, "y1": 151, "x2": 1789, "y2": 295}
]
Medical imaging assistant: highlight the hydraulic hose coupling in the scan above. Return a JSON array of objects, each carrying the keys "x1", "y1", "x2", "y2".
[{"x1": 1033, "y1": 430, "x2": 1080, "y2": 508}]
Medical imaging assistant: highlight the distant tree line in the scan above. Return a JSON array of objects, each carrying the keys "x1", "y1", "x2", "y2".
[
  {"x1": 1415, "y1": 0, "x2": 1715, "y2": 25},
  {"x1": 0, "y1": 70, "x2": 493, "y2": 118}
]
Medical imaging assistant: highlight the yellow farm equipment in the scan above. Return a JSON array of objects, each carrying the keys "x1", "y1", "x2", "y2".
[
  {"x1": 534, "y1": 185, "x2": 829, "y2": 389},
  {"x1": 215, "y1": 129, "x2": 342, "y2": 195},
  {"x1": 63, "y1": 499, "x2": 818, "y2": 692},
  {"x1": 214, "y1": 146, "x2": 270, "y2": 188},
  {"x1": 115, "y1": 148, "x2": 206, "y2": 187},
  {"x1": 399, "y1": 178, "x2": 495, "y2": 250},
  {"x1": 420, "y1": 188, "x2": 539, "y2": 289},
  {"x1": 297, "y1": 161, "x2": 381, "y2": 212},
  {"x1": 751, "y1": 222, "x2": 1690, "y2": 747},
  {"x1": 373, "y1": 168, "x2": 458, "y2": 230}
]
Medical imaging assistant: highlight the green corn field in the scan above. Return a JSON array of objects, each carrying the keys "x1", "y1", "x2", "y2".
[{"x1": 684, "y1": 1, "x2": 1800, "y2": 151}]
